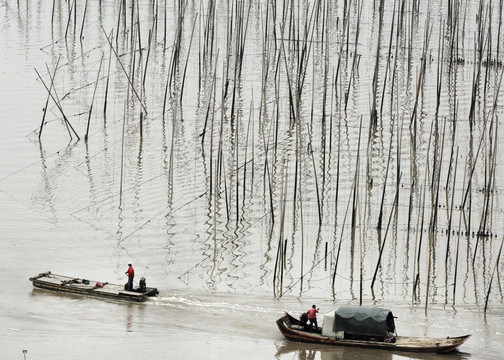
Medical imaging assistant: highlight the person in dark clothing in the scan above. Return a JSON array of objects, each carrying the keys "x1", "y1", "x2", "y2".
[
  {"x1": 306, "y1": 305, "x2": 319, "y2": 329},
  {"x1": 125, "y1": 263, "x2": 134, "y2": 290},
  {"x1": 300, "y1": 312, "x2": 309, "y2": 331}
]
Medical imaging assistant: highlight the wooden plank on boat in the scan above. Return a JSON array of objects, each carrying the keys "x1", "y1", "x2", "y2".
[{"x1": 29, "y1": 271, "x2": 159, "y2": 302}]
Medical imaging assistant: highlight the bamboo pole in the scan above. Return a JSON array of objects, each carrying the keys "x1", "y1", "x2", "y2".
[
  {"x1": 101, "y1": 26, "x2": 148, "y2": 115},
  {"x1": 446, "y1": 147, "x2": 459, "y2": 262},
  {"x1": 65, "y1": 0, "x2": 75, "y2": 40},
  {"x1": 332, "y1": 159, "x2": 360, "y2": 289},
  {"x1": 371, "y1": 173, "x2": 402, "y2": 289},
  {"x1": 352, "y1": 118, "x2": 363, "y2": 229},
  {"x1": 103, "y1": 29, "x2": 113, "y2": 115},
  {"x1": 453, "y1": 157, "x2": 468, "y2": 305},
  {"x1": 484, "y1": 236, "x2": 504, "y2": 312},
  {"x1": 35, "y1": 68, "x2": 80, "y2": 140},
  {"x1": 180, "y1": 15, "x2": 198, "y2": 103},
  {"x1": 38, "y1": 56, "x2": 61, "y2": 139},
  {"x1": 309, "y1": 143, "x2": 322, "y2": 227},
  {"x1": 80, "y1": 0, "x2": 88, "y2": 41},
  {"x1": 85, "y1": 53, "x2": 104, "y2": 140},
  {"x1": 377, "y1": 124, "x2": 394, "y2": 229}
]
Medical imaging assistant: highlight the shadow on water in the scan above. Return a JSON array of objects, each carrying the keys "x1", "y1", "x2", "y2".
[{"x1": 274, "y1": 341, "x2": 471, "y2": 360}]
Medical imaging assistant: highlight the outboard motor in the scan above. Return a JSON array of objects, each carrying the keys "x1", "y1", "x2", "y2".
[{"x1": 139, "y1": 277, "x2": 147, "y2": 292}]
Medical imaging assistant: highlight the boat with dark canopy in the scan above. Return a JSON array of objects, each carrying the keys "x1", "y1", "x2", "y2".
[
  {"x1": 30, "y1": 271, "x2": 159, "y2": 302},
  {"x1": 277, "y1": 306, "x2": 470, "y2": 353}
]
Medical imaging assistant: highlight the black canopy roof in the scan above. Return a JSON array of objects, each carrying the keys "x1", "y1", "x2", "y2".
[{"x1": 332, "y1": 306, "x2": 396, "y2": 336}]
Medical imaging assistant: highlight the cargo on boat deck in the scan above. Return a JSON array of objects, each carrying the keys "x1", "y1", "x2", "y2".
[
  {"x1": 29, "y1": 271, "x2": 159, "y2": 302},
  {"x1": 323, "y1": 306, "x2": 396, "y2": 341}
]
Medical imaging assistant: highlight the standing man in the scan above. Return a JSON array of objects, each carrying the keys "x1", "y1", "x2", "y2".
[
  {"x1": 307, "y1": 305, "x2": 319, "y2": 329},
  {"x1": 125, "y1": 263, "x2": 134, "y2": 290}
]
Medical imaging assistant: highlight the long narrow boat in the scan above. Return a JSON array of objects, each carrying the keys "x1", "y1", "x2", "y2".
[
  {"x1": 29, "y1": 271, "x2": 159, "y2": 302},
  {"x1": 277, "y1": 307, "x2": 470, "y2": 354}
]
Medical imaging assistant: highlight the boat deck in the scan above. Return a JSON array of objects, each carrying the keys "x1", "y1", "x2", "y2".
[
  {"x1": 29, "y1": 271, "x2": 159, "y2": 302},
  {"x1": 288, "y1": 322, "x2": 464, "y2": 348}
]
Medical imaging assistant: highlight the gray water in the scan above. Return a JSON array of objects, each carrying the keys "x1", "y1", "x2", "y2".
[{"x1": 1, "y1": 0, "x2": 503, "y2": 359}]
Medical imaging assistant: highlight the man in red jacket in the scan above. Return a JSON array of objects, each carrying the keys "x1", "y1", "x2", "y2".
[
  {"x1": 125, "y1": 263, "x2": 134, "y2": 290},
  {"x1": 307, "y1": 305, "x2": 319, "y2": 329}
]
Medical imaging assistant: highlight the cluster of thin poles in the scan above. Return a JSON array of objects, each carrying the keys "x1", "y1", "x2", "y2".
[{"x1": 30, "y1": 0, "x2": 504, "y2": 309}]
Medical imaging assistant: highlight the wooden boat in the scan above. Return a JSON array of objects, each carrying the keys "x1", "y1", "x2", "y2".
[
  {"x1": 276, "y1": 306, "x2": 470, "y2": 354},
  {"x1": 29, "y1": 271, "x2": 159, "y2": 302}
]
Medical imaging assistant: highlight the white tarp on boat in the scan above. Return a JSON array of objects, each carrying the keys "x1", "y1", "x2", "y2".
[{"x1": 321, "y1": 311, "x2": 344, "y2": 339}]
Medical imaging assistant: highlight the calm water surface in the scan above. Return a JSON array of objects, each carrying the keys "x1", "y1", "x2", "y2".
[{"x1": 1, "y1": 1, "x2": 503, "y2": 359}]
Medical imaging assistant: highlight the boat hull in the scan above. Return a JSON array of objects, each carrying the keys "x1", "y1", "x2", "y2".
[
  {"x1": 29, "y1": 271, "x2": 159, "y2": 302},
  {"x1": 276, "y1": 313, "x2": 470, "y2": 353}
]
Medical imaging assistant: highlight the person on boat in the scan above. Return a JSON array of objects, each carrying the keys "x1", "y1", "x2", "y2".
[
  {"x1": 300, "y1": 312, "x2": 309, "y2": 331},
  {"x1": 385, "y1": 332, "x2": 396, "y2": 343},
  {"x1": 306, "y1": 305, "x2": 319, "y2": 329},
  {"x1": 125, "y1": 263, "x2": 134, "y2": 290}
]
